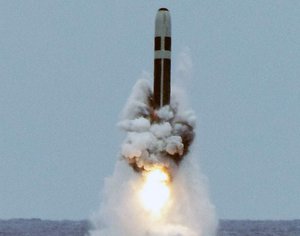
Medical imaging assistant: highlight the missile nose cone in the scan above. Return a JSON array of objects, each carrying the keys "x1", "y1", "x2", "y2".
[
  {"x1": 159, "y1": 8, "x2": 169, "y2": 11},
  {"x1": 155, "y1": 8, "x2": 171, "y2": 37}
]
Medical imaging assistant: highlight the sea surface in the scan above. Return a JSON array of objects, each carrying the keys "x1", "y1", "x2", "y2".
[{"x1": 0, "y1": 219, "x2": 299, "y2": 236}]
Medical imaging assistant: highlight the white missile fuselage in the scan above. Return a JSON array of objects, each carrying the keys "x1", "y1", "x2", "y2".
[{"x1": 153, "y1": 8, "x2": 171, "y2": 109}]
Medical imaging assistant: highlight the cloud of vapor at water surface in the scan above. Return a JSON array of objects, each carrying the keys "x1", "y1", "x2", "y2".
[
  {"x1": 89, "y1": 51, "x2": 218, "y2": 235},
  {"x1": 89, "y1": 159, "x2": 217, "y2": 236}
]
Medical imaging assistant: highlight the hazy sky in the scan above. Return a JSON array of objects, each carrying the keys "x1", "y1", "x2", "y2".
[{"x1": 1, "y1": 1, "x2": 299, "y2": 220}]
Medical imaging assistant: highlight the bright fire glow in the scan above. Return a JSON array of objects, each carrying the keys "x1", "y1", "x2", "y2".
[{"x1": 139, "y1": 169, "x2": 170, "y2": 215}]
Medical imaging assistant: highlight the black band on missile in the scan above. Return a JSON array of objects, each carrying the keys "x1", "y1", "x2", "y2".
[
  {"x1": 153, "y1": 58, "x2": 171, "y2": 108},
  {"x1": 153, "y1": 59, "x2": 162, "y2": 108},
  {"x1": 162, "y1": 59, "x2": 171, "y2": 105},
  {"x1": 155, "y1": 37, "x2": 161, "y2": 50},
  {"x1": 165, "y1": 37, "x2": 171, "y2": 51}
]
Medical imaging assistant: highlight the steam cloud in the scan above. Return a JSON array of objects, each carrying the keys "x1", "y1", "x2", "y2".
[
  {"x1": 119, "y1": 78, "x2": 195, "y2": 173},
  {"x1": 89, "y1": 51, "x2": 218, "y2": 236}
]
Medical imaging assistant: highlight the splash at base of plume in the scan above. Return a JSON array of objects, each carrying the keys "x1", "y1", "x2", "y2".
[{"x1": 89, "y1": 158, "x2": 217, "y2": 236}]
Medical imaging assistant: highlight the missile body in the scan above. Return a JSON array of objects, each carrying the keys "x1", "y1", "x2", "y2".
[{"x1": 153, "y1": 8, "x2": 171, "y2": 109}]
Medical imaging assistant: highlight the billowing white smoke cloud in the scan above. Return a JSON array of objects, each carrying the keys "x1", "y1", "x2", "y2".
[
  {"x1": 89, "y1": 51, "x2": 218, "y2": 236},
  {"x1": 89, "y1": 158, "x2": 217, "y2": 236},
  {"x1": 118, "y1": 78, "x2": 195, "y2": 173}
]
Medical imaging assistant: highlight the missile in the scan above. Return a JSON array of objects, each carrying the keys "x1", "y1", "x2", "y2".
[{"x1": 153, "y1": 8, "x2": 171, "y2": 109}]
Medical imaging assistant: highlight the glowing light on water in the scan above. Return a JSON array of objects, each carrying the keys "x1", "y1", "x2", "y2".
[{"x1": 139, "y1": 169, "x2": 170, "y2": 215}]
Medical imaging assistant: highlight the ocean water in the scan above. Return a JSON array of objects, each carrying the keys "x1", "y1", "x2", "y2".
[{"x1": 0, "y1": 219, "x2": 299, "y2": 236}]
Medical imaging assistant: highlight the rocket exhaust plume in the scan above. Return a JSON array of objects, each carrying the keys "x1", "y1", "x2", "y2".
[
  {"x1": 89, "y1": 8, "x2": 218, "y2": 236},
  {"x1": 138, "y1": 168, "x2": 170, "y2": 215}
]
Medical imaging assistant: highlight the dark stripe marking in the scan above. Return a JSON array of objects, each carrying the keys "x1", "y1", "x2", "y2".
[
  {"x1": 162, "y1": 59, "x2": 171, "y2": 105},
  {"x1": 165, "y1": 37, "x2": 171, "y2": 51},
  {"x1": 155, "y1": 37, "x2": 161, "y2": 51},
  {"x1": 153, "y1": 59, "x2": 162, "y2": 108}
]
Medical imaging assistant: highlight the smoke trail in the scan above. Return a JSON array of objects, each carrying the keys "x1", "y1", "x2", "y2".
[
  {"x1": 89, "y1": 51, "x2": 218, "y2": 236},
  {"x1": 119, "y1": 77, "x2": 195, "y2": 173}
]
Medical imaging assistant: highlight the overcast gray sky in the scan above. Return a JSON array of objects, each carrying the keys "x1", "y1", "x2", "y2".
[{"x1": 1, "y1": 0, "x2": 299, "y2": 220}]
